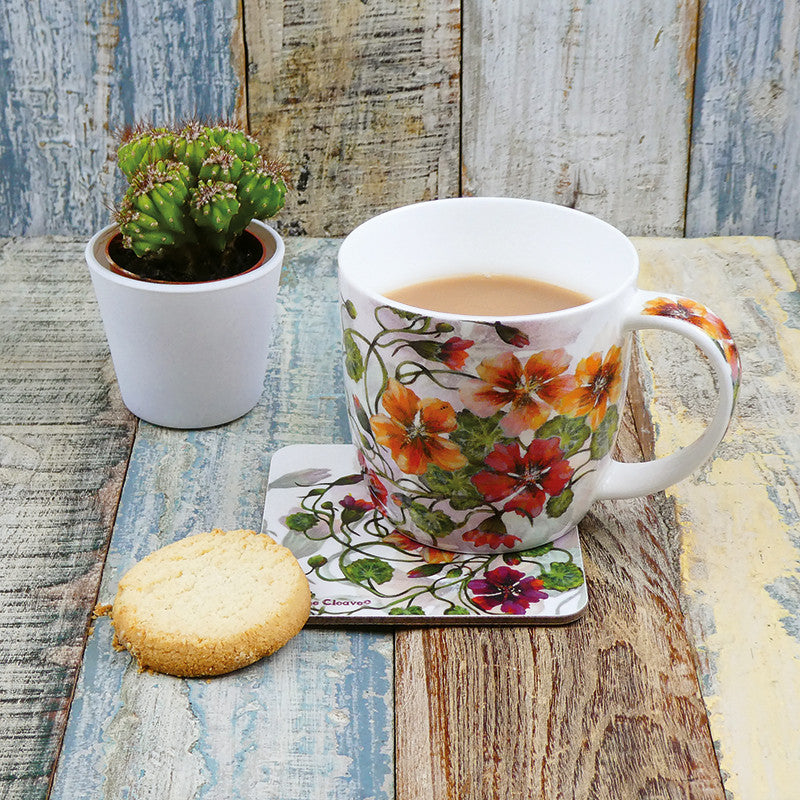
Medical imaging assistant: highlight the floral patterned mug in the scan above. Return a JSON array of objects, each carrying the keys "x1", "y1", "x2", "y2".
[{"x1": 338, "y1": 198, "x2": 740, "y2": 553}]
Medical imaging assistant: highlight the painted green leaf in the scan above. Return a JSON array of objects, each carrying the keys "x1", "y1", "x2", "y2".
[
  {"x1": 537, "y1": 415, "x2": 591, "y2": 458},
  {"x1": 285, "y1": 511, "x2": 319, "y2": 532},
  {"x1": 422, "y1": 464, "x2": 483, "y2": 510},
  {"x1": 343, "y1": 329, "x2": 364, "y2": 381},
  {"x1": 590, "y1": 404, "x2": 620, "y2": 459},
  {"x1": 341, "y1": 507, "x2": 367, "y2": 526},
  {"x1": 493, "y1": 321, "x2": 529, "y2": 348},
  {"x1": 408, "y1": 502, "x2": 459, "y2": 538},
  {"x1": 446, "y1": 567, "x2": 463, "y2": 578},
  {"x1": 307, "y1": 555, "x2": 328, "y2": 568},
  {"x1": 343, "y1": 558, "x2": 394, "y2": 585},
  {"x1": 444, "y1": 605, "x2": 470, "y2": 615},
  {"x1": 539, "y1": 561, "x2": 584, "y2": 591},
  {"x1": 332, "y1": 473, "x2": 364, "y2": 486},
  {"x1": 546, "y1": 487, "x2": 574, "y2": 518},
  {"x1": 408, "y1": 563, "x2": 444, "y2": 578},
  {"x1": 269, "y1": 468, "x2": 331, "y2": 489},
  {"x1": 344, "y1": 299, "x2": 357, "y2": 319},
  {"x1": 450, "y1": 410, "x2": 510, "y2": 463},
  {"x1": 516, "y1": 542, "x2": 554, "y2": 558},
  {"x1": 391, "y1": 307, "x2": 427, "y2": 322},
  {"x1": 354, "y1": 403, "x2": 371, "y2": 433},
  {"x1": 389, "y1": 605, "x2": 425, "y2": 615}
]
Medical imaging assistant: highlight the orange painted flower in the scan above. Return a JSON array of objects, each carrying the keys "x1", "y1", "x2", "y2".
[
  {"x1": 370, "y1": 379, "x2": 468, "y2": 475},
  {"x1": 644, "y1": 297, "x2": 741, "y2": 389},
  {"x1": 559, "y1": 345, "x2": 623, "y2": 429},
  {"x1": 643, "y1": 297, "x2": 732, "y2": 341},
  {"x1": 462, "y1": 527, "x2": 521, "y2": 550},
  {"x1": 383, "y1": 531, "x2": 456, "y2": 564},
  {"x1": 459, "y1": 349, "x2": 577, "y2": 436}
]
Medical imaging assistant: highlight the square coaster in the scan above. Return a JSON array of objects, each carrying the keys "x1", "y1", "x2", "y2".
[{"x1": 264, "y1": 444, "x2": 588, "y2": 625}]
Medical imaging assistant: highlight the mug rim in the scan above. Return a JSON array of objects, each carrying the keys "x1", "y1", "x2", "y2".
[{"x1": 338, "y1": 197, "x2": 639, "y2": 322}]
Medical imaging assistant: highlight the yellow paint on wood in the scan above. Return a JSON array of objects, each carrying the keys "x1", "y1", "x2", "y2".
[{"x1": 632, "y1": 237, "x2": 800, "y2": 800}]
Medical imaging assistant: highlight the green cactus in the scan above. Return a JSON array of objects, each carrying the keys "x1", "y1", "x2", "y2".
[{"x1": 112, "y1": 121, "x2": 288, "y2": 281}]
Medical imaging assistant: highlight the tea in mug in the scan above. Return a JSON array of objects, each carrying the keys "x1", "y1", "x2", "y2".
[{"x1": 383, "y1": 273, "x2": 592, "y2": 316}]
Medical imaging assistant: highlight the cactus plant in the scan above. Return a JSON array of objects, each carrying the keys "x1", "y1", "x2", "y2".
[{"x1": 110, "y1": 121, "x2": 288, "y2": 282}]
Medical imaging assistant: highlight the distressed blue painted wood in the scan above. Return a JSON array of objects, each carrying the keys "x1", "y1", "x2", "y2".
[
  {"x1": 0, "y1": 236, "x2": 136, "y2": 800},
  {"x1": 687, "y1": 0, "x2": 800, "y2": 238},
  {"x1": 0, "y1": 0, "x2": 244, "y2": 237},
  {"x1": 48, "y1": 238, "x2": 394, "y2": 800},
  {"x1": 4, "y1": 0, "x2": 800, "y2": 239}
]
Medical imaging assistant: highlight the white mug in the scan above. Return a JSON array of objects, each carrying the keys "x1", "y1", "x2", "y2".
[{"x1": 338, "y1": 198, "x2": 740, "y2": 553}]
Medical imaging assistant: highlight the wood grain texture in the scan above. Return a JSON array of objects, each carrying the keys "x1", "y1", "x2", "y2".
[
  {"x1": 0, "y1": 237, "x2": 136, "y2": 800},
  {"x1": 634, "y1": 237, "x2": 800, "y2": 800},
  {"x1": 686, "y1": 1, "x2": 800, "y2": 238},
  {"x1": 461, "y1": 0, "x2": 698, "y2": 236},
  {"x1": 244, "y1": 0, "x2": 461, "y2": 236},
  {"x1": 0, "y1": 0, "x2": 245, "y2": 238},
  {"x1": 396, "y1": 375, "x2": 724, "y2": 800},
  {"x1": 49, "y1": 238, "x2": 394, "y2": 800}
]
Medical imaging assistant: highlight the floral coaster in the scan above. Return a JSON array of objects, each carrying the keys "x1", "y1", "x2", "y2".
[{"x1": 263, "y1": 444, "x2": 588, "y2": 625}]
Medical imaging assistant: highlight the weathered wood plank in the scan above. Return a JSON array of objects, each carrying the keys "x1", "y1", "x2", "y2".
[
  {"x1": 0, "y1": 238, "x2": 136, "y2": 800},
  {"x1": 0, "y1": 1, "x2": 245, "y2": 237},
  {"x1": 49, "y1": 238, "x2": 394, "y2": 800},
  {"x1": 395, "y1": 375, "x2": 724, "y2": 799},
  {"x1": 686, "y1": 2, "x2": 800, "y2": 238},
  {"x1": 634, "y1": 237, "x2": 800, "y2": 800},
  {"x1": 461, "y1": 0, "x2": 698, "y2": 236},
  {"x1": 244, "y1": 0, "x2": 461, "y2": 236}
]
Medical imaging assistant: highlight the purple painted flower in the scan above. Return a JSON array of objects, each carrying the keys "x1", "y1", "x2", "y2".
[
  {"x1": 339, "y1": 494, "x2": 374, "y2": 512},
  {"x1": 467, "y1": 566, "x2": 547, "y2": 614}
]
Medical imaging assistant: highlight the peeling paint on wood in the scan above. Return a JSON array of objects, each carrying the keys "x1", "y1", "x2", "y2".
[
  {"x1": 461, "y1": 0, "x2": 698, "y2": 236},
  {"x1": 0, "y1": 237, "x2": 136, "y2": 800},
  {"x1": 687, "y1": 1, "x2": 800, "y2": 238},
  {"x1": 633, "y1": 236, "x2": 800, "y2": 800},
  {"x1": 0, "y1": 1, "x2": 245, "y2": 237},
  {"x1": 245, "y1": 0, "x2": 461, "y2": 236}
]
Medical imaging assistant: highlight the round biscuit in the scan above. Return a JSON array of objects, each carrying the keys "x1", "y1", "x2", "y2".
[{"x1": 110, "y1": 529, "x2": 310, "y2": 677}]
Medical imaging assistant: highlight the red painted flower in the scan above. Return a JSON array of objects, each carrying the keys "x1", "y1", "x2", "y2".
[
  {"x1": 370, "y1": 379, "x2": 468, "y2": 475},
  {"x1": 357, "y1": 451, "x2": 389, "y2": 507},
  {"x1": 558, "y1": 345, "x2": 623, "y2": 430},
  {"x1": 471, "y1": 438, "x2": 574, "y2": 519},
  {"x1": 383, "y1": 530, "x2": 456, "y2": 564},
  {"x1": 462, "y1": 528, "x2": 521, "y2": 549},
  {"x1": 459, "y1": 349, "x2": 576, "y2": 435},
  {"x1": 467, "y1": 566, "x2": 547, "y2": 613},
  {"x1": 438, "y1": 337, "x2": 474, "y2": 370},
  {"x1": 461, "y1": 515, "x2": 521, "y2": 550}
]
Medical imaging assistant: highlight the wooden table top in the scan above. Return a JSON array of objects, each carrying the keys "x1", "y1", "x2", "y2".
[{"x1": 1, "y1": 234, "x2": 798, "y2": 800}]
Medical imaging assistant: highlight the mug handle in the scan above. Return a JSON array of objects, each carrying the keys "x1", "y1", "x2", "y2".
[{"x1": 594, "y1": 290, "x2": 741, "y2": 501}]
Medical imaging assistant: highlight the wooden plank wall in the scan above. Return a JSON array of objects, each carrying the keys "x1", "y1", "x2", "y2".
[{"x1": 2, "y1": 1, "x2": 800, "y2": 239}]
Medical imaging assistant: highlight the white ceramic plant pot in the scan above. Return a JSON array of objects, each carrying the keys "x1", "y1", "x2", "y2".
[{"x1": 85, "y1": 219, "x2": 284, "y2": 428}]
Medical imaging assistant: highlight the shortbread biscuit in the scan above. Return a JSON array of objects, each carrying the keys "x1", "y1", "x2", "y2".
[{"x1": 110, "y1": 529, "x2": 310, "y2": 677}]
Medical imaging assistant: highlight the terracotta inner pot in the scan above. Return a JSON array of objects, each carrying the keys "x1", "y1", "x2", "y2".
[{"x1": 105, "y1": 229, "x2": 271, "y2": 284}]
